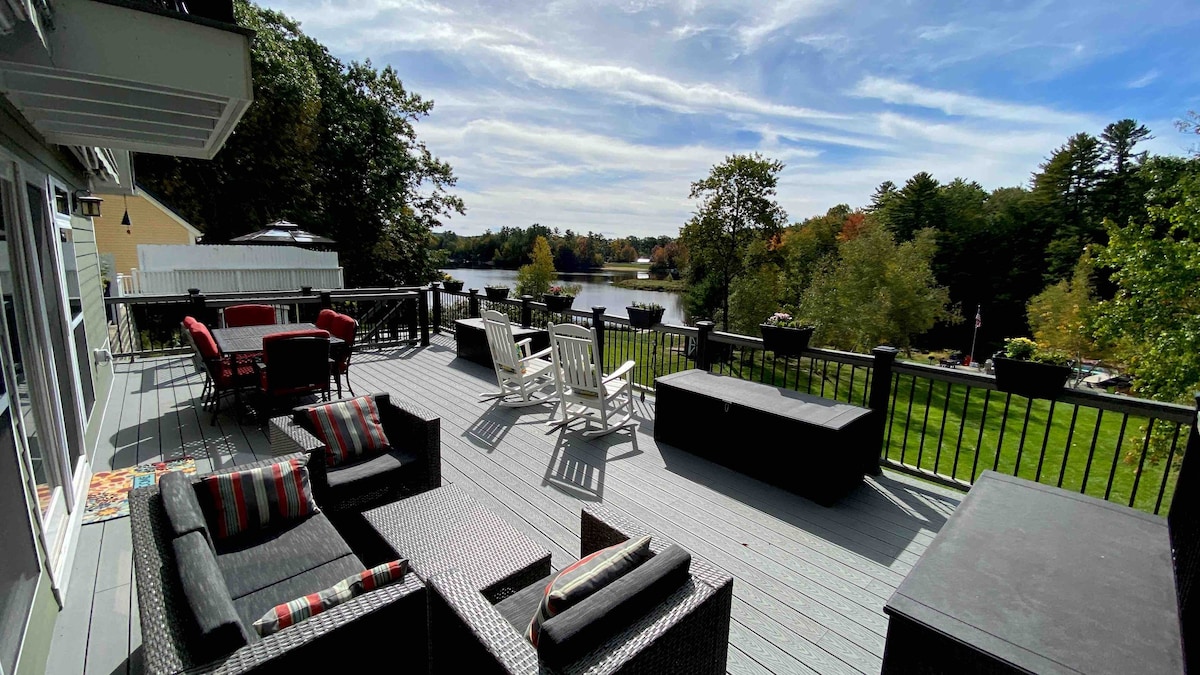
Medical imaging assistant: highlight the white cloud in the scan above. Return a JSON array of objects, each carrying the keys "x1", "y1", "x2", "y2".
[
  {"x1": 1127, "y1": 69, "x2": 1160, "y2": 89},
  {"x1": 852, "y1": 76, "x2": 1094, "y2": 126}
]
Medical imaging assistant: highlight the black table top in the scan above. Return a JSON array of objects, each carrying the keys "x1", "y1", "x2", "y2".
[
  {"x1": 656, "y1": 369, "x2": 871, "y2": 429},
  {"x1": 454, "y1": 317, "x2": 546, "y2": 336},
  {"x1": 885, "y1": 471, "x2": 1182, "y2": 675},
  {"x1": 211, "y1": 322, "x2": 344, "y2": 354}
]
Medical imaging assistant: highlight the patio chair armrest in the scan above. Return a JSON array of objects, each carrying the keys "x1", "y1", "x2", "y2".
[
  {"x1": 602, "y1": 360, "x2": 636, "y2": 384},
  {"x1": 514, "y1": 337, "x2": 533, "y2": 356},
  {"x1": 581, "y1": 504, "x2": 665, "y2": 556},
  {"x1": 378, "y1": 396, "x2": 442, "y2": 492},
  {"x1": 522, "y1": 346, "x2": 552, "y2": 361},
  {"x1": 428, "y1": 570, "x2": 538, "y2": 675}
]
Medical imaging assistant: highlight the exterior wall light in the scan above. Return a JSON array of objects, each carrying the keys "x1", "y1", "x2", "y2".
[{"x1": 73, "y1": 190, "x2": 103, "y2": 217}]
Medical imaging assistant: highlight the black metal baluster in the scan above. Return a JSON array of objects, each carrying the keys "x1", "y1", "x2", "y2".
[
  {"x1": 1080, "y1": 410, "x2": 1105, "y2": 494},
  {"x1": 1104, "y1": 414, "x2": 1130, "y2": 500},
  {"x1": 915, "y1": 377, "x2": 935, "y2": 471},
  {"x1": 1128, "y1": 418, "x2": 1157, "y2": 507},
  {"x1": 952, "y1": 385, "x2": 972, "y2": 481},
  {"x1": 901, "y1": 375, "x2": 917, "y2": 466},
  {"x1": 1153, "y1": 424, "x2": 1183, "y2": 515},
  {"x1": 993, "y1": 393, "x2": 1013, "y2": 472},
  {"x1": 933, "y1": 381, "x2": 952, "y2": 475},
  {"x1": 885, "y1": 372, "x2": 900, "y2": 455},
  {"x1": 970, "y1": 390, "x2": 992, "y2": 481},
  {"x1": 1058, "y1": 404, "x2": 1080, "y2": 488},
  {"x1": 1034, "y1": 401, "x2": 1057, "y2": 483},
  {"x1": 1012, "y1": 398, "x2": 1034, "y2": 478}
]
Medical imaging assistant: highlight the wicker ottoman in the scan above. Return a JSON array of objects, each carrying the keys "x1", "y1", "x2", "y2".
[{"x1": 364, "y1": 484, "x2": 551, "y2": 603}]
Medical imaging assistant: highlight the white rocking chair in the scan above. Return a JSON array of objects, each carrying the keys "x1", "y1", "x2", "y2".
[
  {"x1": 479, "y1": 309, "x2": 555, "y2": 407},
  {"x1": 547, "y1": 323, "x2": 637, "y2": 437}
]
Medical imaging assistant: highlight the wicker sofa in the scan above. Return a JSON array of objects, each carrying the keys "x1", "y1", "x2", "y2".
[
  {"x1": 270, "y1": 393, "x2": 441, "y2": 513},
  {"x1": 427, "y1": 505, "x2": 734, "y2": 674},
  {"x1": 129, "y1": 454, "x2": 428, "y2": 675}
]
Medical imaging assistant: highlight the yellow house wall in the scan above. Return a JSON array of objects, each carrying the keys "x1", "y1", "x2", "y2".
[{"x1": 93, "y1": 194, "x2": 196, "y2": 276}]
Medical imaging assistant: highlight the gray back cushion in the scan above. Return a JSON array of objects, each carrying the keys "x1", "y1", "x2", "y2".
[
  {"x1": 159, "y1": 471, "x2": 211, "y2": 547},
  {"x1": 172, "y1": 531, "x2": 253, "y2": 662},
  {"x1": 539, "y1": 544, "x2": 692, "y2": 668}
]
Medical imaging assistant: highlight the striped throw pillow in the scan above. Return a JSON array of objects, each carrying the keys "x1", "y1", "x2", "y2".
[
  {"x1": 253, "y1": 559, "x2": 408, "y2": 637},
  {"x1": 202, "y1": 458, "x2": 318, "y2": 539},
  {"x1": 528, "y1": 535, "x2": 652, "y2": 647},
  {"x1": 306, "y1": 396, "x2": 391, "y2": 467}
]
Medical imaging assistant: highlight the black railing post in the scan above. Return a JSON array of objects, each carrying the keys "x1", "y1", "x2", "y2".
[
  {"x1": 190, "y1": 292, "x2": 211, "y2": 327},
  {"x1": 695, "y1": 320, "x2": 714, "y2": 370},
  {"x1": 592, "y1": 306, "x2": 606, "y2": 365},
  {"x1": 868, "y1": 345, "x2": 900, "y2": 476},
  {"x1": 319, "y1": 291, "x2": 333, "y2": 309},
  {"x1": 468, "y1": 289, "x2": 481, "y2": 319},
  {"x1": 520, "y1": 295, "x2": 533, "y2": 328},
  {"x1": 430, "y1": 282, "x2": 442, "y2": 334},
  {"x1": 417, "y1": 288, "x2": 430, "y2": 347}
]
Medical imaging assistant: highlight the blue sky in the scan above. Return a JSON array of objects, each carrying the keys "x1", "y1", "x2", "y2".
[{"x1": 263, "y1": 0, "x2": 1200, "y2": 238}]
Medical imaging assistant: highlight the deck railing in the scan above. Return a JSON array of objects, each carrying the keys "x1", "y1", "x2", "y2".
[{"x1": 431, "y1": 285, "x2": 1196, "y2": 515}]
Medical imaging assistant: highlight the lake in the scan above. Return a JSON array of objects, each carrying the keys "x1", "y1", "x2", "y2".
[{"x1": 440, "y1": 268, "x2": 688, "y2": 324}]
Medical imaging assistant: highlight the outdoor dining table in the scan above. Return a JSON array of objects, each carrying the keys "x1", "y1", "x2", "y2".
[{"x1": 210, "y1": 322, "x2": 344, "y2": 355}]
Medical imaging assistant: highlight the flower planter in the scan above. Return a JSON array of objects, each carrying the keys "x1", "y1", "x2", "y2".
[
  {"x1": 543, "y1": 295, "x2": 575, "y2": 311},
  {"x1": 442, "y1": 280, "x2": 464, "y2": 293},
  {"x1": 992, "y1": 357, "x2": 1071, "y2": 399},
  {"x1": 627, "y1": 306, "x2": 665, "y2": 329},
  {"x1": 484, "y1": 287, "x2": 509, "y2": 301},
  {"x1": 759, "y1": 324, "x2": 814, "y2": 357}
]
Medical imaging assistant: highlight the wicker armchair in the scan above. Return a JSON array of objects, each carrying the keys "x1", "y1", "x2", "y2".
[
  {"x1": 426, "y1": 505, "x2": 733, "y2": 674},
  {"x1": 129, "y1": 454, "x2": 428, "y2": 675},
  {"x1": 270, "y1": 393, "x2": 441, "y2": 512}
]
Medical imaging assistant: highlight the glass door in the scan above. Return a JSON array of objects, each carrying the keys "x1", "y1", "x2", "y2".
[{"x1": 0, "y1": 159, "x2": 74, "y2": 581}]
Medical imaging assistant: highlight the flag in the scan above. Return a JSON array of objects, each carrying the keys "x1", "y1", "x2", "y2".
[{"x1": 974, "y1": 306, "x2": 982, "y2": 328}]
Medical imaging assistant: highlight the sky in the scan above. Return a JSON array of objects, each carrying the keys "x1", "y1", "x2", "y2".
[{"x1": 262, "y1": 0, "x2": 1200, "y2": 238}]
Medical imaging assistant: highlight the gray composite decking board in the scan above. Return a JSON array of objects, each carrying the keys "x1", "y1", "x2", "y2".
[
  {"x1": 45, "y1": 522, "x2": 104, "y2": 675},
  {"x1": 360, "y1": 346, "x2": 910, "y2": 670},
  {"x1": 368, "y1": 350, "x2": 900, "y2": 648},
  {"x1": 93, "y1": 520, "x2": 133, "y2": 593},
  {"x1": 84, "y1": 584, "x2": 132, "y2": 675},
  {"x1": 375, "y1": 351, "x2": 916, "y2": 617},
  {"x1": 48, "y1": 347, "x2": 967, "y2": 675}
]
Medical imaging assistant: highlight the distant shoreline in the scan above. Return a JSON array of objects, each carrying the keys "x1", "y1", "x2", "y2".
[{"x1": 612, "y1": 278, "x2": 686, "y2": 292}]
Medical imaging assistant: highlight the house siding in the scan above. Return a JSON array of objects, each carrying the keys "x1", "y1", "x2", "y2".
[
  {"x1": 72, "y1": 213, "x2": 114, "y2": 455},
  {"x1": 93, "y1": 193, "x2": 197, "y2": 276}
]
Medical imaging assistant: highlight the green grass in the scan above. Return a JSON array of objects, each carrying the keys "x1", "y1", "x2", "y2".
[
  {"x1": 612, "y1": 278, "x2": 687, "y2": 292},
  {"x1": 603, "y1": 262, "x2": 651, "y2": 270}
]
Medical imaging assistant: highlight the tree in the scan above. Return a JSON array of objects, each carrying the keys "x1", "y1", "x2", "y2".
[
  {"x1": 880, "y1": 172, "x2": 945, "y2": 241},
  {"x1": 1094, "y1": 159, "x2": 1200, "y2": 402},
  {"x1": 1032, "y1": 132, "x2": 1104, "y2": 280},
  {"x1": 1098, "y1": 119, "x2": 1153, "y2": 226},
  {"x1": 799, "y1": 222, "x2": 958, "y2": 353},
  {"x1": 516, "y1": 236, "x2": 556, "y2": 297},
  {"x1": 1026, "y1": 250, "x2": 1101, "y2": 372},
  {"x1": 680, "y1": 153, "x2": 788, "y2": 330}
]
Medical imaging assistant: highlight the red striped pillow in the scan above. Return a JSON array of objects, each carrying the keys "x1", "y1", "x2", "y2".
[
  {"x1": 528, "y1": 535, "x2": 652, "y2": 647},
  {"x1": 202, "y1": 458, "x2": 318, "y2": 539},
  {"x1": 306, "y1": 396, "x2": 391, "y2": 467},
  {"x1": 253, "y1": 559, "x2": 408, "y2": 636}
]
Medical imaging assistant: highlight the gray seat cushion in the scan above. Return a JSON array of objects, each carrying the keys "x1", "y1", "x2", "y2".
[
  {"x1": 215, "y1": 514, "x2": 355, "y2": 599},
  {"x1": 495, "y1": 572, "x2": 556, "y2": 634},
  {"x1": 159, "y1": 471, "x2": 211, "y2": 546},
  {"x1": 232, "y1": 554, "x2": 363, "y2": 630},
  {"x1": 323, "y1": 446, "x2": 420, "y2": 499},
  {"x1": 173, "y1": 531, "x2": 254, "y2": 661},
  {"x1": 540, "y1": 545, "x2": 692, "y2": 668}
]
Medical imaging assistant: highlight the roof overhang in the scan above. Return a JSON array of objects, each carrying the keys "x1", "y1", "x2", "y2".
[{"x1": 0, "y1": 0, "x2": 253, "y2": 159}]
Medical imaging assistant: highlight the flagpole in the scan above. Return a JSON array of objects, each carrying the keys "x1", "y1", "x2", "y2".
[{"x1": 969, "y1": 304, "x2": 981, "y2": 367}]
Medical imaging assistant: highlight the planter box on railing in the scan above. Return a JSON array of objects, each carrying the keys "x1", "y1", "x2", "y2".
[
  {"x1": 627, "y1": 306, "x2": 665, "y2": 329},
  {"x1": 443, "y1": 281, "x2": 464, "y2": 292},
  {"x1": 759, "y1": 324, "x2": 814, "y2": 357},
  {"x1": 484, "y1": 287, "x2": 509, "y2": 301},
  {"x1": 992, "y1": 358, "x2": 1071, "y2": 399},
  {"x1": 543, "y1": 295, "x2": 575, "y2": 311}
]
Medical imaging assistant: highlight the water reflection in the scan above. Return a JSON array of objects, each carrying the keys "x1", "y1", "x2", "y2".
[{"x1": 441, "y1": 268, "x2": 688, "y2": 324}]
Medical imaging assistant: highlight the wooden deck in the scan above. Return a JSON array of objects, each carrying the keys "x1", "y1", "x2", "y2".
[{"x1": 44, "y1": 334, "x2": 962, "y2": 675}]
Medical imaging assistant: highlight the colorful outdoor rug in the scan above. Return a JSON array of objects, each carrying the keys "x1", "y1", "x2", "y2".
[{"x1": 83, "y1": 458, "x2": 196, "y2": 525}]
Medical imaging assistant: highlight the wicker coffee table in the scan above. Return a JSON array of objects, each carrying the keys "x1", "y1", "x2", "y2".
[{"x1": 364, "y1": 485, "x2": 551, "y2": 603}]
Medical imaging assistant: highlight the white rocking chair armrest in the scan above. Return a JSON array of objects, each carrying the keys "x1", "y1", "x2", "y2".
[
  {"x1": 603, "y1": 360, "x2": 636, "y2": 383},
  {"x1": 523, "y1": 346, "x2": 552, "y2": 361}
]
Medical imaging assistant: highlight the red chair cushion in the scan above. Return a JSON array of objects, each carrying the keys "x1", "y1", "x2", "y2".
[
  {"x1": 329, "y1": 314, "x2": 357, "y2": 345},
  {"x1": 224, "y1": 304, "x2": 277, "y2": 328},
  {"x1": 316, "y1": 309, "x2": 337, "y2": 332},
  {"x1": 189, "y1": 324, "x2": 220, "y2": 360}
]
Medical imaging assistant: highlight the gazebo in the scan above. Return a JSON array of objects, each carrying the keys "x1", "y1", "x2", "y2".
[{"x1": 229, "y1": 220, "x2": 335, "y2": 248}]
